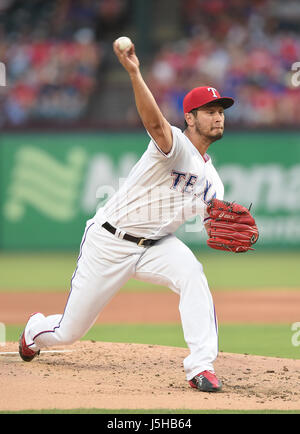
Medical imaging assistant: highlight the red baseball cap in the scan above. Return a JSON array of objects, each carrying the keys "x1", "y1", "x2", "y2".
[{"x1": 183, "y1": 86, "x2": 234, "y2": 113}]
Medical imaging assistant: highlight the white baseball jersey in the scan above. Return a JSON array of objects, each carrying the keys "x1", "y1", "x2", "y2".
[
  {"x1": 25, "y1": 125, "x2": 223, "y2": 380},
  {"x1": 95, "y1": 125, "x2": 224, "y2": 238}
]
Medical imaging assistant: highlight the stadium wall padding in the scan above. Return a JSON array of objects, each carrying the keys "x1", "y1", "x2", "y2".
[{"x1": 1, "y1": 130, "x2": 300, "y2": 250}]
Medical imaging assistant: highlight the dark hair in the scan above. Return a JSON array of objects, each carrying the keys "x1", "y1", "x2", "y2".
[{"x1": 183, "y1": 107, "x2": 199, "y2": 130}]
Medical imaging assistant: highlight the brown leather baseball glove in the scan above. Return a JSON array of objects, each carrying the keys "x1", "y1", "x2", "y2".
[{"x1": 205, "y1": 199, "x2": 259, "y2": 253}]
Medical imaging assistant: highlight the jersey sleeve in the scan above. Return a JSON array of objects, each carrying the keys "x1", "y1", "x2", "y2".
[{"x1": 146, "y1": 126, "x2": 182, "y2": 161}]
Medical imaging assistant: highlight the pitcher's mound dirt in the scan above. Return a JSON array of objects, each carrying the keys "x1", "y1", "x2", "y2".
[{"x1": 1, "y1": 341, "x2": 300, "y2": 411}]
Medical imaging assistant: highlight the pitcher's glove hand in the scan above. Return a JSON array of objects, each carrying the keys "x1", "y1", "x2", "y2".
[{"x1": 206, "y1": 199, "x2": 259, "y2": 253}]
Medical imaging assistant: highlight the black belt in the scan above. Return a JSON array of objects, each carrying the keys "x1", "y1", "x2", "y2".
[{"x1": 102, "y1": 222, "x2": 159, "y2": 247}]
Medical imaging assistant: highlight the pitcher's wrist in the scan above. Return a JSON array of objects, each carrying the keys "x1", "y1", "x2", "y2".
[{"x1": 129, "y1": 68, "x2": 141, "y2": 80}]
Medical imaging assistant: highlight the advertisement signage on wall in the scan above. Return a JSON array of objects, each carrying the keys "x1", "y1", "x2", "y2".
[{"x1": 1, "y1": 131, "x2": 300, "y2": 249}]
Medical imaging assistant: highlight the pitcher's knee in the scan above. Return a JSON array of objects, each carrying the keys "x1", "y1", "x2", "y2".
[
  {"x1": 56, "y1": 328, "x2": 82, "y2": 345},
  {"x1": 37, "y1": 324, "x2": 82, "y2": 346}
]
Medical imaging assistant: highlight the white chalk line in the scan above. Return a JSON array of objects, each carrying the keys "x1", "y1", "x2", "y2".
[{"x1": 0, "y1": 350, "x2": 75, "y2": 355}]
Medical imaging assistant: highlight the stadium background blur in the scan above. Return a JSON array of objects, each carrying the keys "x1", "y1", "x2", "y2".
[
  {"x1": 0, "y1": 0, "x2": 300, "y2": 253},
  {"x1": 1, "y1": 0, "x2": 300, "y2": 129},
  {"x1": 0, "y1": 0, "x2": 298, "y2": 268}
]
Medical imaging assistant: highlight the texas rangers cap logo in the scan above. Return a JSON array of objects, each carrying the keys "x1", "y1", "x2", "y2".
[{"x1": 207, "y1": 87, "x2": 218, "y2": 98}]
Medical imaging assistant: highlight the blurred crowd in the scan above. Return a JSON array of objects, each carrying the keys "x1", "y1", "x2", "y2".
[
  {"x1": 147, "y1": 0, "x2": 300, "y2": 127},
  {"x1": 0, "y1": 0, "x2": 129, "y2": 125},
  {"x1": 1, "y1": 0, "x2": 300, "y2": 128}
]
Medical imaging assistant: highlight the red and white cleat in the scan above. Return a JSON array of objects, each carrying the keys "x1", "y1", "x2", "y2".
[
  {"x1": 19, "y1": 331, "x2": 40, "y2": 362},
  {"x1": 18, "y1": 313, "x2": 42, "y2": 362},
  {"x1": 189, "y1": 370, "x2": 222, "y2": 392}
]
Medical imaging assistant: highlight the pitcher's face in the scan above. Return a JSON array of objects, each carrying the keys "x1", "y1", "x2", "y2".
[
  {"x1": 194, "y1": 104, "x2": 225, "y2": 141},
  {"x1": 185, "y1": 104, "x2": 225, "y2": 142}
]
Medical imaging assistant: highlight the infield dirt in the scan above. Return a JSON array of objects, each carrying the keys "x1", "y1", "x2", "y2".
[
  {"x1": 1, "y1": 290, "x2": 300, "y2": 411},
  {"x1": 1, "y1": 341, "x2": 300, "y2": 411},
  {"x1": 1, "y1": 289, "x2": 300, "y2": 324}
]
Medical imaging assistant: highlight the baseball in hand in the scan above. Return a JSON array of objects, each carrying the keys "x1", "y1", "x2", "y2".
[{"x1": 116, "y1": 36, "x2": 133, "y2": 51}]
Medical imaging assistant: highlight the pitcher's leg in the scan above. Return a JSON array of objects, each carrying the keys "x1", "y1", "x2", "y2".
[
  {"x1": 25, "y1": 222, "x2": 137, "y2": 351},
  {"x1": 178, "y1": 269, "x2": 218, "y2": 379},
  {"x1": 135, "y1": 235, "x2": 218, "y2": 381}
]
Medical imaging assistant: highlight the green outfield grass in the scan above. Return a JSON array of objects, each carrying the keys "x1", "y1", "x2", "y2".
[
  {"x1": 1, "y1": 251, "x2": 299, "y2": 292},
  {"x1": 5, "y1": 323, "x2": 300, "y2": 359}
]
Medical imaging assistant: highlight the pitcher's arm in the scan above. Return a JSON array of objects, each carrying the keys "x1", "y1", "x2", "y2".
[{"x1": 113, "y1": 40, "x2": 172, "y2": 154}]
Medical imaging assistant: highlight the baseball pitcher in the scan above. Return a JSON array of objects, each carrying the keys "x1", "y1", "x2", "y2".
[{"x1": 19, "y1": 39, "x2": 258, "y2": 392}]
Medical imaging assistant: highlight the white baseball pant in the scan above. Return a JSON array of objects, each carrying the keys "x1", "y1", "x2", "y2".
[{"x1": 25, "y1": 219, "x2": 219, "y2": 380}]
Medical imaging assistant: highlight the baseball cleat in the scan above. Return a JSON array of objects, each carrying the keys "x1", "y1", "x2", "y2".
[
  {"x1": 189, "y1": 370, "x2": 222, "y2": 392},
  {"x1": 18, "y1": 313, "x2": 43, "y2": 362},
  {"x1": 19, "y1": 331, "x2": 40, "y2": 362}
]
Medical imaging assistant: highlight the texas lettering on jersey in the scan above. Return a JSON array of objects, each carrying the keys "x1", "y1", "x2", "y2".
[{"x1": 170, "y1": 170, "x2": 217, "y2": 204}]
